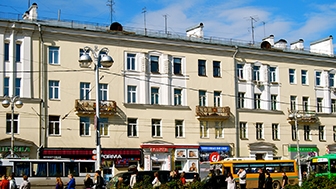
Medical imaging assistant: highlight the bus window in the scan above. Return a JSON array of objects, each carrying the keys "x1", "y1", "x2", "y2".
[
  {"x1": 32, "y1": 162, "x2": 47, "y2": 177},
  {"x1": 49, "y1": 162, "x2": 63, "y2": 177},
  {"x1": 280, "y1": 163, "x2": 294, "y2": 173},
  {"x1": 265, "y1": 163, "x2": 280, "y2": 173},
  {"x1": 14, "y1": 162, "x2": 30, "y2": 177},
  {"x1": 330, "y1": 159, "x2": 336, "y2": 173},
  {"x1": 80, "y1": 162, "x2": 95, "y2": 174},
  {"x1": 249, "y1": 164, "x2": 264, "y2": 174},
  {"x1": 233, "y1": 164, "x2": 248, "y2": 174},
  {"x1": 65, "y1": 162, "x2": 79, "y2": 177}
]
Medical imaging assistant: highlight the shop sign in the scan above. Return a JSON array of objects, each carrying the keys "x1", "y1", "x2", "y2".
[
  {"x1": 0, "y1": 146, "x2": 30, "y2": 152},
  {"x1": 101, "y1": 154, "x2": 122, "y2": 159},
  {"x1": 200, "y1": 146, "x2": 230, "y2": 151},
  {"x1": 150, "y1": 147, "x2": 168, "y2": 152},
  {"x1": 288, "y1": 147, "x2": 318, "y2": 152},
  {"x1": 209, "y1": 152, "x2": 220, "y2": 162}
]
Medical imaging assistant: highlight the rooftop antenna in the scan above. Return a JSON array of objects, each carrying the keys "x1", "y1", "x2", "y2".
[
  {"x1": 249, "y1": 16, "x2": 258, "y2": 45},
  {"x1": 106, "y1": 0, "x2": 115, "y2": 23},
  {"x1": 142, "y1": 7, "x2": 147, "y2": 35},
  {"x1": 163, "y1": 14, "x2": 168, "y2": 34},
  {"x1": 262, "y1": 21, "x2": 266, "y2": 38},
  {"x1": 28, "y1": 0, "x2": 30, "y2": 8}
]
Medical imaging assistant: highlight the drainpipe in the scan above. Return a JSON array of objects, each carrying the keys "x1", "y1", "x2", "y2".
[{"x1": 232, "y1": 46, "x2": 239, "y2": 157}]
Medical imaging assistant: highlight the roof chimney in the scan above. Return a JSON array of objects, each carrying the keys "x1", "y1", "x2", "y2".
[
  {"x1": 274, "y1": 39, "x2": 287, "y2": 49},
  {"x1": 310, "y1": 35, "x2": 334, "y2": 56},
  {"x1": 290, "y1": 39, "x2": 304, "y2": 50},
  {"x1": 186, "y1": 23, "x2": 204, "y2": 38},
  {"x1": 262, "y1": 35, "x2": 274, "y2": 46},
  {"x1": 23, "y1": 3, "x2": 38, "y2": 21}
]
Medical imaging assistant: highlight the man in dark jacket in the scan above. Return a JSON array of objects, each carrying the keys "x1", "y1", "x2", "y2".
[
  {"x1": 95, "y1": 170, "x2": 105, "y2": 189},
  {"x1": 258, "y1": 168, "x2": 265, "y2": 189}
]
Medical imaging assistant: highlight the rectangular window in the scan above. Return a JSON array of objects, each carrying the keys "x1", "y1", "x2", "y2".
[
  {"x1": 127, "y1": 86, "x2": 137, "y2": 103},
  {"x1": 150, "y1": 56, "x2": 159, "y2": 73},
  {"x1": 239, "y1": 122, "x2": 247, "y2": 139},
  {"x1": 213, "y1": 61, "x2": 221, "y2": 77},
  {"x1": 15, "y1": 43, "x2": 21, "y2": 62},
  {"x1": 315, "y1": 71, "x2": 321, "y2": 86},
  {"x1": 317, "y1": 98, "x2": 323, "y2": 112},
  {"x1": 330, "y1": 73, "x2": 335, "y2": 87},
  {"x1": 332, "y1": 99, "x2": 336, "y2": 113},
  {"x1": 272, "y1": 123, "x2": 279, "y2": 140},
  {"x1": 49, "y1": 115, "x2": 60, "y2": 135},
  {"x1": 151, "y1": 87, "x2": 159, "y2": 105},
  {"x1": 198, "y1": 60, "x2": 206, "y2": 76},
  {"x1": 301, "y1": 70, "x2": 307, "y2": 85},
  {"x1": 238, "y1": 92, "x2": 245, "y2": 108},
  {"x1": 319, "y1": 126, "x2": 325, "y2": 141},
  {"x1": 175, "y1": 120, "x2": 184, "y2": 138},
  {"x1": 200, "y1": 121, "x2": 209, "y2": 138},
  {"x1": 80, "y1": 82, "x2": 90, "y2": 100},
  {"x1": 199, "y1": 90, "x2": 206, "y2": 106},
  {"x1": 99, "y1": 118, "x2": 108, "y2": 136},
  {"x1": 4, "y1": 77, "x2": 9, "y2": 96},
  {"x1": 291, "y1": 125, "x2": 297, "y2": 141},
  {"x1": 237, "y1": 64, "x2": 244, "y2": 79},
  {"x1": 253, "y1": 66, "x2": 260, "y2": 81},
  {"x1": 127, "y1": 118, "x2": 137, "y2": 137},
  {"x1": 256, "y1": 123, "x2": 263, "y2": 140},
  {"x1": 302, "y1": 97, "x2": 309, "y2": 112},
  {"x1": 215, "y1": 121, "x2": 224, "y2": 139},
  {"x1": 4, "y1": 43, "x2": 9, "y2": 61},
  {"x1": 334, "y1": 126, "x2": 336, "y2": 142},
  {"x1": 254, "y1": 94, "x2": 261, "y2": 109},
  {"x1": 99, "y1": 84, "x2": 108, "y2": 101},
  {"x1": 304, "y1": 125, "x2": 311, "y2": 141},
  {"x1": 127, "y1": 53, "x2": 136, "y2": 70},
  {"x1": 49, "y1": 80, "x2": 60, "y2": 100},
  {"x1": 6, "y1": 113, "x2": 18, "y2": 134},
  {"x1": 80, "y1": 117, "x2": 90, "y2": 136},
  {"x1": 269, "y1": 67, "x2": 276, "y2": 82},
  {"x1": 290, "y1": 96, "x2": 296, "y2": 111},
  {"x1": 173, "y1": 58, "x2": 182, "y2": 75},
  {"x1": 174, "y1": 88, "x2": 182, "y2": 106},
  {"x1": 48, "y1": 46, "x2": 59, "y2": 64},
  {"x1": 214, "y1": 91, "x2": 221, "y2": 107},
  {"x1": 15, "y1": 78, "x2": 21, "y2": 96},
  {"x1": 152, "y1": 119, "x2": 161, "y2": 137},
  {"x1": 271, "y1": 95, "x2": 277, "y2": 110},
  {"x1": 289, "y1": 69, "x2": 295, "y2": 84}
]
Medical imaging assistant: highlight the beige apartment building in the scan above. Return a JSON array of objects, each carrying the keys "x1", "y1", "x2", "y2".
[{"x1": 0, "y1": 3, "x2": 336, "y2": 176}]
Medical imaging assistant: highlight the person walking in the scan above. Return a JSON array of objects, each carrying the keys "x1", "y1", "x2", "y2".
[
  {"x1": 282, "y1": 172, "x2": 288, "y2": 189},
  {"x1": 152, "y1": 172, "x2": 161, "y2": 188},
  {"x1": 1, "y1": 175, "x2": 10, "y2": 189},
  {"x1": 66, "y1": 174, "x2": 76, "y2": 189},
  {"x1": 8, "y1": 173, "x2": 17, "y2": 189},
  {"x1": 225, "y1": 172, "x2": 236, "y2": 189},
  {"x1": 19, "y1": 175, "x2": 30, "y2": 189},
  {"x1": 180, "y1": 172, "x2": 186, "y2": 185},
  {"x1": 94, "y1": 170, "x2": 105, "y2": 189},
  {"x1": 237, "y1": 168, "x2": 247, "y2": 189},
  {"x1": 265, "y1": 172, "x2": 273, "y2": 189},
  {"x1": 84, "y1": 174, "x2": 94, "y2": 189},
  {"x1": 258, "y1": 168, "x2": 265, "y2": 189},
  {"x1": 129, "y1": 169, "x2": 137, "y2": 189},
  {"x1": 55, "y1": 177, "x2": 64, "y2": 189}
]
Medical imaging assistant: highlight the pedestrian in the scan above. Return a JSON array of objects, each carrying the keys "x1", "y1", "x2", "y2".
[
  {"x1": 258, "y1": 168, "x2": 265, "y2": 189},
  {"x1": 66, "y1": 174, "x2": 76, "y2": 189},
  {"x1": 1, "y1": 175, "x2": 10, "y2": 189},
  {"x1": 84, "y1": 174, "x2": 94, "y2": 189},
  {"x1": 129, "y1": 169, "x2": 138, "y2": 189},
  {"x1": 152, "y1": 172, "x2": 161, "y2": 188},
  {"x1": 225, "y1": 172, "x2": 236, "y2": 189},
  {"x1": 55, "y1": 177, "x2": 64, "y2": 189},
  {"x1": 19, "y1": 175, "x2": 30, "y2": 189},
  {"x1": 237, "y1": 168, "x2": 247, "y2": 189},
  {"x1": 282, "y1": 172, "x2": 288, "y2": 189},
  {"x1": 8, "y1": 173, "x2": 17, "y2": 189},
  {"x1": 265, "y1": 172, "x2": 273, "y2": 189},
  {"x1": 94, "y1": 170, "x2": 105, "y2": 189},
  {"x1": 180, "y1": 172, "x2": 186, "y2": 185}
]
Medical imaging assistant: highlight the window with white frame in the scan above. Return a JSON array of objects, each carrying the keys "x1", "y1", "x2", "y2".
[
  {"x1": 214, "y1": 91, "x2": 221, "y2": 107},
  {"x1": 80, "y1": 82, "x2": 90, "y2": 100},
  {"x1": 302, "y1": 97, "x2": 309, "y2": 112},
  {"x1": 150, "y1": 55, "x2": 159, "y2": 73},
  {"x1": 152, "y1": 119, "x2": 161, "y2": 137},
  {"x1": 80, "y1": 117, "x2": 90, "y2": 136},
  {"x1": 319, "y1": 125, "x2": 325, "y2": 141},
  {"x1": 317, "y1": 98, "x2": 323, "y2": 112},
  {"x1": 315, "y1": 71, "x2": 321, "y2": 86},
  {"x1": 272, "y1": 123, "x2": 279, "y2": 140},
  {"x1": 330, "y1": 73, "x2": 335, "y2": 87},
  {"x1": 48, "y1": 46, "x2": 59, "y2": 65},
  {"x1": 127, "y1": 53, "x2": 136, "y2": 70},
  {"x1": 332, "y1": 99, "x2": 336, "y2": 113},
  {"x1": 173, "y1": 57, "x2": 182, "y2": 75},
  {"x1": 253, "y1": 66, "x2": 260, "y2": 81},
  {"x1": 256, "y1": 123, "x2": 263, "y2": 140},
  {"x1": 49, "y1": 115, "x2": 60, "y2": 135},
  {"x1": 289, "y1": 69, "x2": 295, "y2": 84},
  {"x1": 290, "y1": 96, "x2": 296, "y2": 111},
  {"x1": 239, "y1": 122, "x2": 247, "y2": 139},
  {"x1": 99, "y1": 84, "x2": 108, "y2": 101},
  {"x1": 15, "y1": 78, "x2": 21, "y2": 96},
  {"x1": 200, "y1": 121, "x2": 209, "y2": 138},
  {"x1": 4, "y1": 42, "x2": 9, "y2": 61},
  {"x1": 291, "y1": 124, "x2": 297, "y2": 141},
  {"x1": 237, "y1": 64, "x2": 244, "y2": 79},
  {"x1": 271, "y1": 95, "x2": 277, "y2": 110},
  {"x1": 198, "y1": 60, "x2": 206, "y2": 76},
  {"x1": 254, "y1": 94, "x2": 261, "y2": 109},
  {"x1": 99, "y1": 118, "x2": 109, "y2": 136},
  {"x1": 301, "y1": 70, "x2": 308, "y2": 85},
  {"x1": 4, "y1": 77, "x2": 9, "y2": 96},
  {"x1": 215, "y1": 121, "x2": 224, "y2": 139},
  {"x1": 49, "y1": 80, "x2": 60, "y2": 100},
  {"x1": 6, "y1": 113, "x2": 18, "y2": 134},
  {"x1": 15, "y1": 43, "x2": 21, "y2": 62},
  {"x1": 199, "y1": 90, "x2": 206, "y2": 106},
  {"x1": 127, "y1": 86, "x2": 137, "y2": 103},
  {"x1": 334, "y1": 126, "x2": 336, "y2": 142},
  {"x1": 151, "y1": 87, "x2": 159, "y2": 105},
  {"x1": 213, "y1": 61, "x2": 221, "y2": 77},
  {"x1": 304, "y1": 125, "x2": 311, "y2": 141},
  {"x1": 174, "y1": 88, "x2": 182, "y2": 106},
  {"x1": 175, "y1": 120, "x2": 184, "y2": 138},
  {"x1": 269, "y1": 67, "x2": 277, "y2": 82},
  {"x1": 127, "y1": 118, "x2": 138, "y2": 137},
  {"x1": 238, "y1": 92, "x2": 245, "y2": 108}
]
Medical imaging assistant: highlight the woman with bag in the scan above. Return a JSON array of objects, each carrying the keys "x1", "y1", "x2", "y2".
[
  {"x1": 55, "y1": 177, "x2": 64, "y2": 189},
  {"x1": 152, "y1": 172, "x2": 161, "y2": 189},
  {"x1": 225, "y1": 172, "x2": 236, "y2": 189},
  {"x1": 84, "y1": 174, "x2": 94, "y2": 189}
]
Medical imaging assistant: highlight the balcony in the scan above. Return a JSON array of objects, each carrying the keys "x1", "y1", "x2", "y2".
[
  {"x1": 287, "y1": 110, "x2": 318, "y2": 124},
  {"x1": 75, "y1": 99, "x2": 117, "y2": 116},
  {"x1": 196, "y1": 106, "x2": 231, "y2": 121}
]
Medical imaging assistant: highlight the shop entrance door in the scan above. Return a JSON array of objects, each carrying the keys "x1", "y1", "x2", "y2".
[{"x1": 152, "y1": 161, "x2": 162, "y2": 170}]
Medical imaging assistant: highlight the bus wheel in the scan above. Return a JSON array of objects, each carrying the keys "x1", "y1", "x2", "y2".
[{"x1": 272, "y1": 180, "x2": 281, "y2": 189}]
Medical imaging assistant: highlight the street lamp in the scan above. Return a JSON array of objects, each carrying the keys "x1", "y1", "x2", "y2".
[
  {"x1": 289, "y1": 111, "x2": 302, "y2": 186},
  {"x1": 2, "y1": 96, "x2": 23, "y2": 158},
  {"x1": 79, "y1": 46, "x2": 114, "y2": 170}
]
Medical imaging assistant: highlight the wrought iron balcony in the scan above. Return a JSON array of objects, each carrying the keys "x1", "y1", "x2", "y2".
[
  {"x1": 287, "y1": 110, "x2": 318, "y2": 124},
  {"x1": 75, "y1": 99, "x2": 117, "y2": 116},
  {"x1": 196, "y1": 106, "x2": 231, "y2": 121}
]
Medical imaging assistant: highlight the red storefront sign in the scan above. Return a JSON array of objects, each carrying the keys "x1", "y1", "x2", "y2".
[{"x1": 150, "y1": 147, "x2": 168, "y2": 152}]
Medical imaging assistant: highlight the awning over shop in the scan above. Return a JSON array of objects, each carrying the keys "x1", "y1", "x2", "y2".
[{"x1": 41, "y1": 148, "x2": 141, "y2": 156}]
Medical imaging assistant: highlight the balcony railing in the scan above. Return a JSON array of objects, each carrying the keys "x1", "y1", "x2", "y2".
[
  {"x1": 75, "y1": 99, "x2": 117, "y2": 116},
  {"x1": 196, "y1": 106, "x2": 231, "y2": 120},
  {"x1": 287, "y1": 110, "x2": 318, "y2": 123}
]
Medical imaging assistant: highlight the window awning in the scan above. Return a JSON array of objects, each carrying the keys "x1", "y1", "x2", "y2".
[{"x1": 41, "y1": 148, "x2": 141, "y2": 156}]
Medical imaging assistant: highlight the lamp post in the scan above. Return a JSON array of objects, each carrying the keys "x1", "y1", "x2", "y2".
[
  {"x1": 79, "y1": 46, "x2": 114, "y2": 170},
  {"x1": 2, "y1": 96, "x2": 23, "y2": 158},
  {"x1": 289, "y1": 111, "x2": 302, "y2": 187}
]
